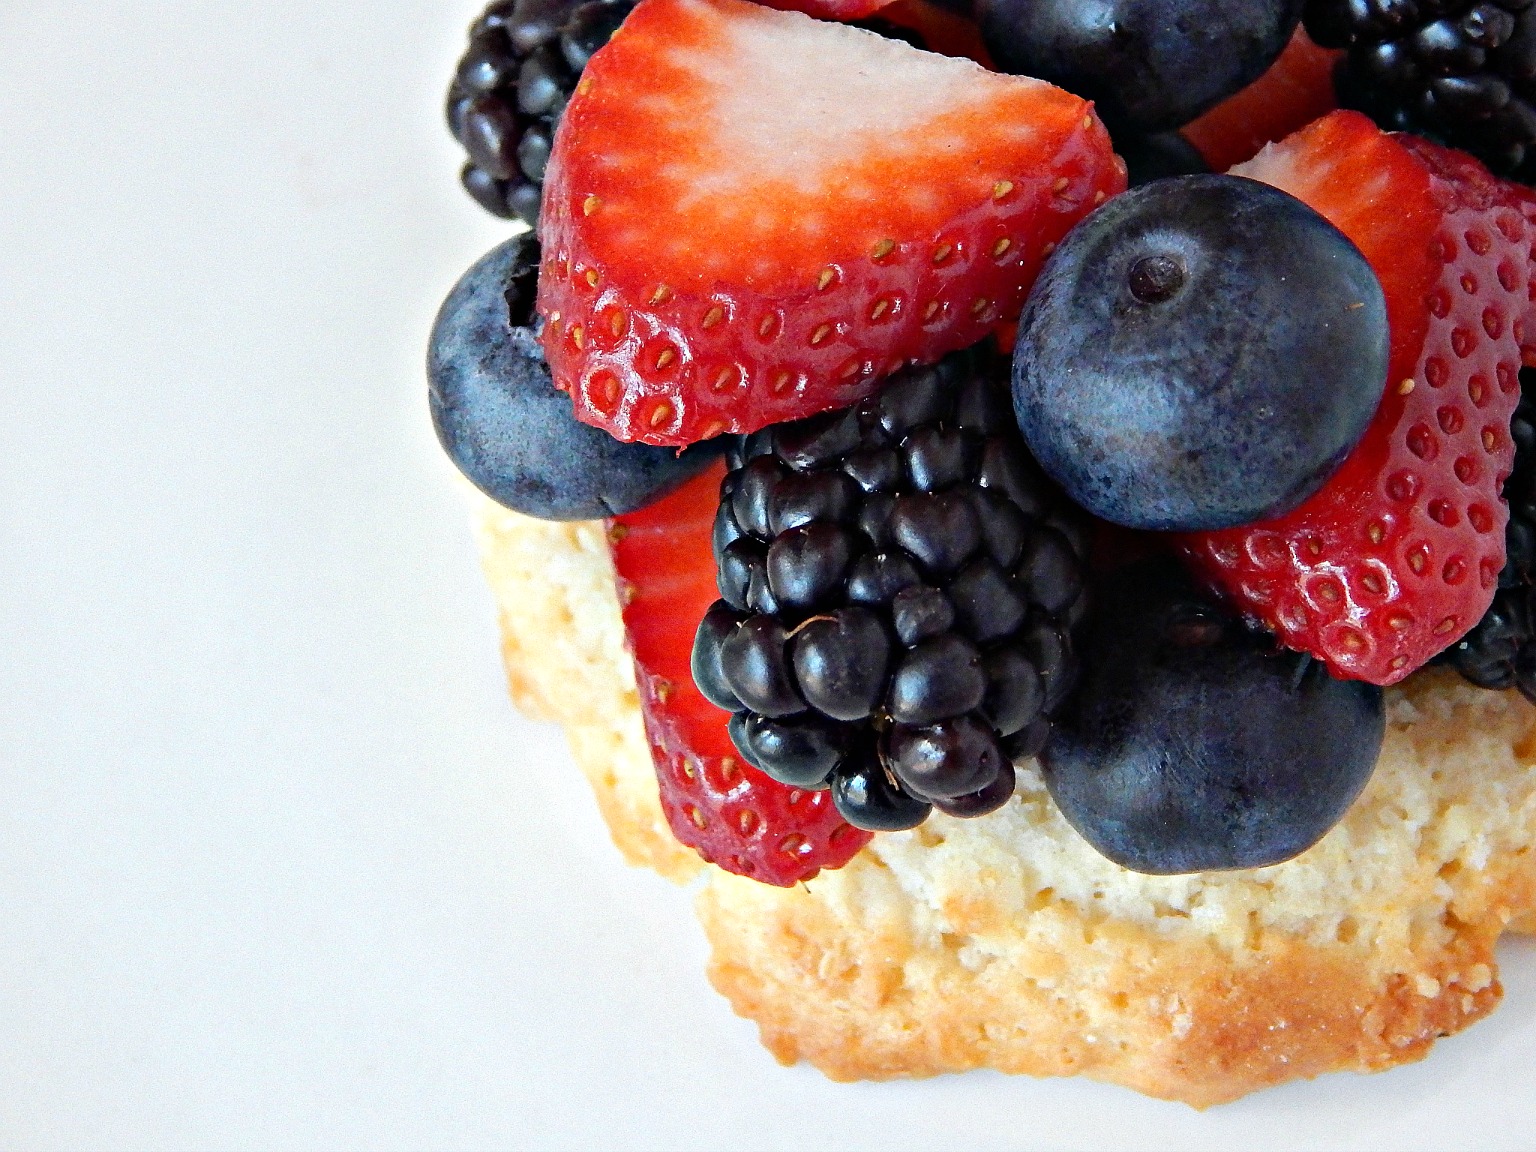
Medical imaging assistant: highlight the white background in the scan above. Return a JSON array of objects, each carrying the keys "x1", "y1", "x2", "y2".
[{"x1": 2, "y1": 2, "x2": 1534, "y2": 1148}]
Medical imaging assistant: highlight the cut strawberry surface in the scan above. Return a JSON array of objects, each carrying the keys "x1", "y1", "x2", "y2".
[
  {"x1": 610, "y1": 463, "x2": 871, "y2": 885},
  {"x1": 1180, "y1": 111, "x2": 1536, "y2": 685},
  {"x1": 537, "y1": 0, "x2": 1123, "y2": 445},
  {"x1": 1179, "y1": 29, "x2": 1340, "y2": 174}
]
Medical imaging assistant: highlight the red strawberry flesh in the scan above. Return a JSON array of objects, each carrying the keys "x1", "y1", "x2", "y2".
[
  {"x1": 538, "y1": 0, "x2": 1124, "y2": 445},
  {"x1": 1180, "y1": 112, "x2": 1536, "y2": 685},
  {"x1": 610, "y1": 463, "x2": 870, "y2": 885}
]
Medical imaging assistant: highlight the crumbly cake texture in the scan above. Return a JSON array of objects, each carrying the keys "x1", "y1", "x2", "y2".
[{"x1": 472, "y1": 494, "x2": 1536, "y2": 1108}]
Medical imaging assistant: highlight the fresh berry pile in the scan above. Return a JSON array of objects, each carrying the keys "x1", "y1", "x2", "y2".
[
  {"x1": 1305, "y1": 0, "x2": 1536, "y2": 181},
  {"x1": 693, "y1": 347, "x2": 1087, "y2": 830},
  {"x1": 431, "y1": 0, "x2": 1536, "y2": 885}
]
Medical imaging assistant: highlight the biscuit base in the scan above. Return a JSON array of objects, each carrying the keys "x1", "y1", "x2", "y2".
[{"x1": 473, "y1": 496, "x2": 1536, "y2": 1107}]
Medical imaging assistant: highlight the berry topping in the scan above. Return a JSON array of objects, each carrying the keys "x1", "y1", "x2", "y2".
[
  {"x1": 693, "y1": 347, "x2": 1090, "y2": 831},
  {"x1": 611, "y1": 464, "x2": 871, "y2": 886},
  {"x1": 1178, "y1": 27, "x2": 1341, "y2": 172},
  {"x1": 1180, "y1": 112, "x2": 1536, "y2": 684},
  {"x1": 1043, "y1": 558, "x2": 1386, "y2": 875},
  {"x1": 1012, "y1": 173, "x2": 1389, "y2": 531},
  {"x1": 447, "y1": 0, "x2": 636, "y2": 226},
  {"x1": 976, "y1": 0, "x2": 1304, "y2": 134},
  {"x1": 429, "y1": 235, "x2": 721, "y2": 519},
  {"x1": 1444, "y1": 365, "x2": 1536, "y2": 694},
  {"x1": 536, "y1": 0, "x2": 1124, "y2": 446},
  {"x1": 1305, "y1": 0, "x2": 1536, "y2": 180}
]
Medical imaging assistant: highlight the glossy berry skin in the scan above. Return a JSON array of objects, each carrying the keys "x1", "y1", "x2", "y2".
[
  {"x1": 446, "y1": 0, "x2": 636, "y2": 227},
  {"x1": 697, "y1": 348, "x2": 1090, "y2": 830},
  {"x1": 1180, "y1": 112, "x2": 1536, "y2": 685},
  {"x1": 1305, "y1": 0, "x2": 1536, "y2": 180},
  {"x1": 611, "y1": 464, "x2": 871, "y2": 886},
  {"x1": 537, "y1": 0, "x2": 1123, "y2": 445},
  {"x1": 977, "y1": 0, "x2": 1304, "y2": 134},
  {"x1": 1013, "y1": 174, "x2": 1389, "y2": 532},
  {"x1": 428, "y1": 235, "x2": 720, "y2": 520},
  {"x1": 1043, "y1": 559, "x2": 1385, "y2": 875}
]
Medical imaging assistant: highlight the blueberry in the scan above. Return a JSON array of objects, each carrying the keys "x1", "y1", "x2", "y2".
[
  {"x1": 1041, "y1": 559, "x2": 1385, "y2": 874},
  {"x1": 1013, "y1": 175, "x2": 1389, "y2": 532},
  {"x1": 1116, "y1": 132, "x2": 1211, "y2": 188},
  {"x1": 977, "y1": 0, "x2": 1304, "y2": 133},
  {"x1": 428, "y1": 236, "x2": 719, "y2": 519}
]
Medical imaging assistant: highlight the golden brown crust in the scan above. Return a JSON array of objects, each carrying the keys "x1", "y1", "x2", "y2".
[{"x1": 471, "y1": 496, "x2": 1536, "y2": 1106}]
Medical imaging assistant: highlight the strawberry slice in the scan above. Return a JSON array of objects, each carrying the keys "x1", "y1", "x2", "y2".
[
  {"x1": 610, "y1": 462, "x2": 870, "y2": 885},
  {"x1": 1179, "y1": 29, "x2": 1340, "y2": 174},
  {"x1": 1180, "y1": 112, "x2": 1536, "y2": 685},
  {"x1": 537, "y1": 0, "x2": 1123, "y2": 445}
]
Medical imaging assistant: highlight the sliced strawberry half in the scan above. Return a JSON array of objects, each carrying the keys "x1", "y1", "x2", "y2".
[
  {"x1": 1180, "y1": 111, "x2": 1536, "y2": 685},
  {"x1": 1178, "y1": 29, "x2": 1340, "y2": 174},
  {"x1": 537, "y1": 0, "x2": 1123, "y2": 445},
  {"x1": 610, "y1": 463, "x2": 870, "y2": 885}
]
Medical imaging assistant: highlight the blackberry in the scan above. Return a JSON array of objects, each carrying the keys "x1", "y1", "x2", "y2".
[
  {"x1": 446, "y1": 0, "x2": 636, "y2": 227},
  {"x1": 692, "y1": 346, "x2": 1090, "y2": 833},
  {"x1": 1304, "y1": 0, "x2": 1536, "y2": 180},
  {"x1": 1444, "y1": 366, "x2": 1536, "y2": 696}
]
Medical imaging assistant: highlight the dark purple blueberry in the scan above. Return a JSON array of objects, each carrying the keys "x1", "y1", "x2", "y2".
[
  {"x1": 1013, "y1": 175, "x2": 1388, "y2": 531},
  {"x1": 791, "y1": 609, "x2": 891, "y2": 721},
  {"x1": 1042, "y1": 559, "x2": 1385, "y2": 874},
  {"x1": 427, "y1": 236, "x2": 719, "y2": 519},
  {"x1": 978, "y1": 0, "x2": 1302, "y2": 132},
  {"x1": 886, "y1": 715, "x2": 1009, "y2": 800},
  {"x1": 1116, "y1": 131, "x2": 1211, "y2": 188},
  {"x1": 720, "y1": 617, "x2": 805, "y2": 718},
  {"x1": 888, "y1": 635, "x2": 988, "y2": 725}
]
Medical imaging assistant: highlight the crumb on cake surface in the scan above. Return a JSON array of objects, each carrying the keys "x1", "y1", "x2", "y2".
[{"x1": 472, "y1": 494, "x2": 1536, "y2": 1106}]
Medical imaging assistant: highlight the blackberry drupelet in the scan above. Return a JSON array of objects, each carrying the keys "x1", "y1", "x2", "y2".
[
  {"x1": 446, "y1": 0, "x2": 636, "y2": 226},
  {"x1": 1304, "y1": 0, "x2": 1536, "y2": 179},
  {"x1": 1445, "y1": 366, "x2": 1536, "y2": 696},
  {"x1": 690, "y1": 346, "x2": 1091, "y2": 832}
]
